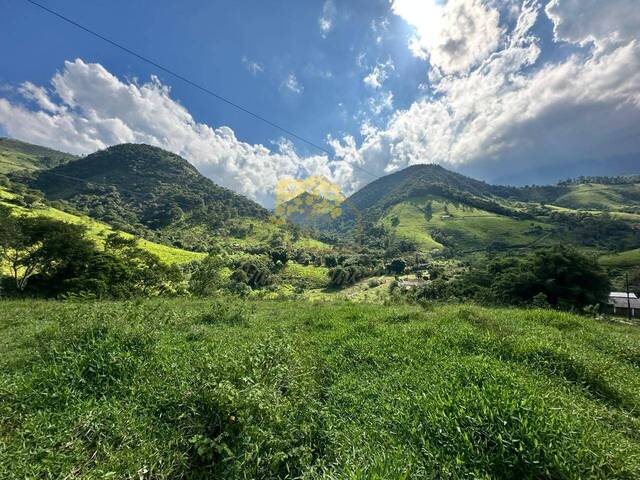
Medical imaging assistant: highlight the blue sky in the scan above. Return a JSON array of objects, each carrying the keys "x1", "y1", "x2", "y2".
[
  {"x1": 1, "y1": 0, "x2": 421, "y2": 154},
  {"x1": 1, "y1": 0, "x2": 639, "y2": 205}
]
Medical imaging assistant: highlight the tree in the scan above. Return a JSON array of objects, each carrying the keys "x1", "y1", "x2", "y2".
[
  {"x1": 387, "y1": 258, "x2": 407, "y2": 275},
  {"x1": 104, "y1": 234, "x2": 183, "y2": 296},
  {"x1": 0, "y1": 209, "x2": 95, "y2": 292},
  {"x1": 328, "y1": 265, "x2": 364, "y2": 287},
  {"x1": 189, "y1": 254, "x2": 225, "y2": 296},
  {"x1": 424, "y1": 201, "x2": 433, "y2": 222},
  {"x1": 0, "y1": 207, "x2": 34, "y2": 291},
  {"x1": 490, "y1": 246, "x2": 611, "y2": 310}
]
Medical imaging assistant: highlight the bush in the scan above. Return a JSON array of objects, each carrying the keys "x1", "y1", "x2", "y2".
[
  {"x1": 328, "y1": 265, "x2": 364, "y2": 287},
  {"x1": 387, "y1": 258, "x2": 407, "y2": 275},
  {"x1": 188, "y1": 254, "x2": 225, "y2": 297}
]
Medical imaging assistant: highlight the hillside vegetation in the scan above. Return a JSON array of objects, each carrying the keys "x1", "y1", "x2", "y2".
[
  {"x1": 0, "y1": 186, "x2": 204, "y2": 265},
  {"x1": 0, "y1": 138, "x2": 77, "y2": 173},
  {"x1": 23, "y1": 144, "x2": 268, "y2": 249},
  {"x1": 554, "y1": 183, "x2": 640, "y2": 211},
  {"x1": 2, "y1": 299, "x2": 640, "y2": 478},
  {"x1": 380, "y1": 198, "x2": 552, "y2": 251}
]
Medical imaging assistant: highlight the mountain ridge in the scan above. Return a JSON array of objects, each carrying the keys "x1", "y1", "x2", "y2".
[{"x1": 22, "y1": 143, "x2": 268, "y2": 243}]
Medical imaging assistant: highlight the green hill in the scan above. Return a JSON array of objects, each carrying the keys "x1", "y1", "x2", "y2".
[
  {"x1": 380, "y1": 198, "x2": 552, "y2": 251},
  {"x1": 277, "y1": 192, "x2": 341, "y2": 227},
  {"x1": 22, "y1": 144, "x2": 268, "y2": 248},
  {"x1": 3, "y1": 298, "x2": 640, "y2": 478},
  {"x1": 343, "y1": 164, "x2": 520, "y2": 217},
  {"x1": 553, "y1": 183, "x2": 640, "y2": 211},
  {"x1": 328, "y1": 165, "x2": 640, "y2": 254},
  {"x1": 0, "y1": 138, "x2": 78, "y2": 173},
  {"x1": 600, "y1": 248, "x2": 640, "y2": 268},
  {"x1": 0, "y1": 186, "x2": 204, "y2": 265}
]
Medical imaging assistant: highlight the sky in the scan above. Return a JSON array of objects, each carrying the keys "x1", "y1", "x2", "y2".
[{"x1": 1, "y1": 0, "x2": 639, "y2": 206}]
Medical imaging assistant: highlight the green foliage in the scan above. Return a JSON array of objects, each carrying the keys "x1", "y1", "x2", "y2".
[
  {"x1": 2, "y1": 299, "x2": 640, "y2": 478},
  {"x1": 328, "y1": 265, "x2": 364, "y2": 287},
  {"x1": 0, "y1": 137, "x2": 77, "y2": 174},
  {"x1": 26, "y1": 144, "x2": 268, "y2": 246},
  {"x1": 0, "y1": 210, "x2": 183, "y2": 298},
  {"x1": 489, "y1": 247, "x2": 611, "y2": 309},
  {"x1": 188, "y1": 254, "x2": 226, "y2": 297},
  {"x1": 386, "y1": 258, "x2": 407, "y2": 275}
]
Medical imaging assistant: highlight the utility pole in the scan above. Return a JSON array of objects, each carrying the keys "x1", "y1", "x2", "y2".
[{"x1": 627, "y1": 272, "x2": 632, "y2": 321}]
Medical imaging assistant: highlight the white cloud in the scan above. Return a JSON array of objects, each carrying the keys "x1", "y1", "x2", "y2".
[
  {"x1": 363, "y1": 59, "x2": 394, "y2": 89},
  {"x1": 546, "y1": 0, "x2": 640, "y2": 50},
  {"x1": 0, "y1": 59, "x2": 331, "y2": 206},
  {"x1": 391, "y1": 0, "x2": 502, "y2": 74},
  {"x1": 282, "y1": 73, "x2": 303, "y2": 95},
  {"x1": 17, "y1": 82, "x2": 64, "y2": 114},
  {"x1": 2, "y1": 0, "x2": 640, "y2": 208},
  {"x1": 319, "y1": 0, "x2": 337, "y2": 38},
  {"x1": 241, "y1": 56, "x2": 264, "y2": 75},
  {"x1": 368, "y1": 91, "x2": 394, "y2": 116},
  {"x1": 331, "y1": 0, "x2": 640, "y2": 190},
  {"x1": 371, "y1": 17, "x2": 390, "y2": 44}
]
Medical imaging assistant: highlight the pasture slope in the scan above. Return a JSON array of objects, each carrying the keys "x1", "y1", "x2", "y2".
[
  {"x1": 0, "y1": 187, "x2": 205, "y2": 265},
  {"x1": 1, "y1": 298, "x2": 640, "y2": 478}
]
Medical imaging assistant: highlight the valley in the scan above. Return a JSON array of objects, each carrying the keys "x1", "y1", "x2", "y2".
[{"x1": 1, "y1": 138, "x2": 640, "y2": 478}]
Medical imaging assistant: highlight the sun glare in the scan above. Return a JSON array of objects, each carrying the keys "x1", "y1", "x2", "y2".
[{"x1": 391, "y1": 0, "x2": 445, "y2": 50}]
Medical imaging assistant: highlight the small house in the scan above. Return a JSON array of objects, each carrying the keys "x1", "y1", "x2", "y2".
[
  {"x1": 397, "y1": 278, "x2": 427, "y2": 289},
  {"x1": 607, "y1": 292, "x2": 640, "y2": 318}
]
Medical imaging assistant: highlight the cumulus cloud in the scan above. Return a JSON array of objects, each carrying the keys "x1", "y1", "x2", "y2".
[
  {"x1": 546, "y1": 0, "x2": 640, "y2": 49},
  {"x1": 331, "y1": 0, "x2": 640, "y2": 190},
  {"x1": 319, "y1": 0, "x2": 336, "y2": 38},
  {"x1": 0, "y1": 59, "x2": 331, "y2": 206},
  {"x1": 2, "y1": 0, "x2": 640, "y2": 208},
  {"x1": 391, "y1": 0, "x2": 502, "y2": 73},
  {"x1": 368, "y1": 91, "x2": 394, "y2": 116},
  {"x1": 18, "y1": 82, "x2": 64, "y2": 114}
]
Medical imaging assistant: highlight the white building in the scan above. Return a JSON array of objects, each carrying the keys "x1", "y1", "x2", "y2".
[{"x1": 607, "y1": 292, "x2": 640, "y2": 318}]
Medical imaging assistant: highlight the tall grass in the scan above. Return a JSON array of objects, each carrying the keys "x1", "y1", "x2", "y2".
[{"x1": 1, "y1": 299, "x2": 640, "y2": 478}]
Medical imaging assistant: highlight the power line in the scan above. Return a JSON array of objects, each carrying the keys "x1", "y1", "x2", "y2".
[{"x1": 24, "y1": 0, "x2": 381, "y2": 182}]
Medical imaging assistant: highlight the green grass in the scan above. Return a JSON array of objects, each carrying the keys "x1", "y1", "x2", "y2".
[
  {"x1": 0, "y1": 138, "x2": 77, "y2": 173},
  {"x1": 2, "y1": 298, "x2": 640, "y2": 478},
  {"x1": 600, "y1": 248, "x2": 640, "y2": 268},
  {"x1": 555, "y1": 184, "x2": 640, "y2": 211},
  {"x1": 279, "y1": 262, "x2": 330, "y2": 289},
  {"x1": 379, "y1": 202, "x2": 443, "y2": 251},
  {"x1": 382, "y1": 198, "x2": 551, "y2": 251}
]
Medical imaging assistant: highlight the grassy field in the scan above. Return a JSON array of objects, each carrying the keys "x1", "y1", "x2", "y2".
[
  {"x1": 381, "y1": 198, "x2": 551, "y2": 251},
  {"x1": 554, "y1": 184, "x2": 640, "y2": 211},
  {"x1": 0, "y1": 138, "x2": 77, "y2": 173},
  {"x1": 2, "y1": 298, "x2": 640, "y2": 478},
  {"x1": 600, "y1": 248, "x2": 640, "y2": 268},
  {"x1": 379, "y1": 202, "x2": 443, "y2": 251}
]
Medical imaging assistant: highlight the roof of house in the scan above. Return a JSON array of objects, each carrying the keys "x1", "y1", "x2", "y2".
[
  {"x1": 608, "y1": 292, "x2": 640, "y2": 309},
  {"x1": 398, "y1": 279, "x2": 426, "y2": 287},
  {"x1": 610, "y1": 292, "x2": 639, "y2": 299}
]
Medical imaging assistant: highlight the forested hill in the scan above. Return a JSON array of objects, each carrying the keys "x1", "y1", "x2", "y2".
[
  {"x1": 26, "y1": 143, "x2": 268, "y2": 233},
  {"x1": 339, "y1": 163, "x2": 640, "y2": 221},
  {"x1": 338, "y1": 164, "x2": 529, "y2": 223}
]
